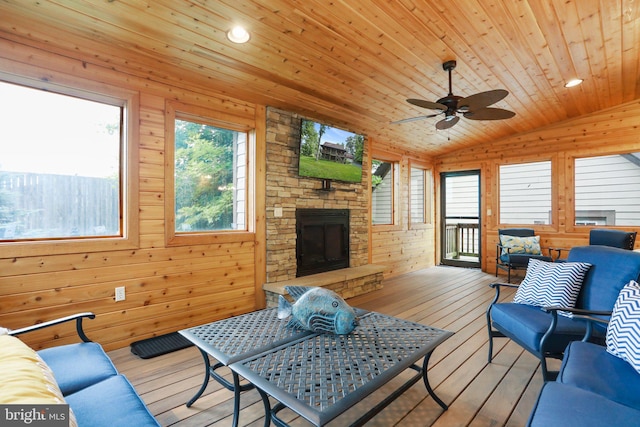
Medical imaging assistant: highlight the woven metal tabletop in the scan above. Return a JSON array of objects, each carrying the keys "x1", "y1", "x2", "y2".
[
  {"x1": 179, "y1": 308, "x2": 315, "y2": 365},
  {"x1": 230, "y1": 312, "x2": 453, "y2": 426}
]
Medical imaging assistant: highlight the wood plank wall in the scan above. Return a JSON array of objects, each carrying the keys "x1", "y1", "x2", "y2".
[
  {"x1": 0, "y1": 37, "x2": 267, "y2": 351},
  {"x1": 0, "y1": 34, "x2": 436, "y2": 351},
  {"x1": 371, "y1": 147, "x2": 436, "y2": 276},
  {"x1": 5, "y1": 21, "x2": 637, "y2": 351},
  {"x1": 435, "y1": 99, "x2": 640, "y2": 273}
]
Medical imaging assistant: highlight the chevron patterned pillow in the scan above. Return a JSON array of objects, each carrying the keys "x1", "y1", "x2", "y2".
[
  {"x1": 513, "y1": 259, "x2": 592, "y2": 317},
  {"x1": 607, "y1": 280, "x2": 640, "y2": 374}
]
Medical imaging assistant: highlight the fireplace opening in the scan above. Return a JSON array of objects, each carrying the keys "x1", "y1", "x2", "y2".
[{"x1": 296, "y1": 208, "x2": 349, "y2": 277}]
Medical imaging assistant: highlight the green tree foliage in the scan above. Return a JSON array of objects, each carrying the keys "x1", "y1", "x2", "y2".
[
  {"x1": 345, "y1": 134, "x2": 364, "y2": 164},
  {"x1": 174, "y1": 120, "x2": 234, "y2": 231},
  {"x1": 315, "y1": 124, "x2": 327, "y2": 161},
  {"x1": 300, "y1": 120, "x2": 319, "y2": 156}
]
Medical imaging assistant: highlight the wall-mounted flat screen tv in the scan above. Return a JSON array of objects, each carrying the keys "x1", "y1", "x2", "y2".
[{"x1": 298, "y1": 118, "x2": 365, "y2": 183}]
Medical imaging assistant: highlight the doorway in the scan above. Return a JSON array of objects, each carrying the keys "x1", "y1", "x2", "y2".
[{"x1": 440, "y1": 170, "x2": 481, "y2": 267}]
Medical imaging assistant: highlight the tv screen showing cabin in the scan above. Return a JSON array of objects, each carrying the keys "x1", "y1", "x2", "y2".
[{"x1": 298, "y1": 119, "x2": 364, "y2": 183}]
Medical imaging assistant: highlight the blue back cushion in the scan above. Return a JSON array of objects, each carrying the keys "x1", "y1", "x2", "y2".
[
  {"x1": 567, "y1": 246, "x2": 640, "y2": 311},
  {"x1": 589, "y1": 229, "x2": 635, "y2": 249},
  {"x1": 498, "y1": 228, "x2": 535, "y2": 238}
]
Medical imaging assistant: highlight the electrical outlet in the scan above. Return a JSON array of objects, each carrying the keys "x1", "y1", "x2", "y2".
[{"x1": 115, "y1": 286, "x2": 126, "y2": 302}]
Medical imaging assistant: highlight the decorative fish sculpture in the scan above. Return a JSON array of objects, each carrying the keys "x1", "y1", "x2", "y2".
[{"x1": 278, "y1": 286, "x2": 359, "y2": 335}]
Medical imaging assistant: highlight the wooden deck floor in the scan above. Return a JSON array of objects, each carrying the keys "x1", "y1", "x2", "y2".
[{"x1": 109, "y1": 266, "x2": 556, "y2": 426}]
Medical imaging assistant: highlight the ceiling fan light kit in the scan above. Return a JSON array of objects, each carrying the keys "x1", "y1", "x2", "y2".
[{"x1": 394, "y1": 60, "x2": 516, "y2": 129}]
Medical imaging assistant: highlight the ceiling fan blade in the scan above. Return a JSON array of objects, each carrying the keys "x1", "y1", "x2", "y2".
[
  {"x1": 463, "y1": 107, "x2": 516, "y2": 120},
  {"x1": 407, "y1": 98, "x2": 447, "y2": 111},
  {"x1": 435, "y1": 115, "x2": 460, "y2": 130},
  {"x1": 457, "y1": 89, "x2": 509, "y2": 111},
  {"x1": 390, "y1": 113, "x2": 442, "y2": 124}
]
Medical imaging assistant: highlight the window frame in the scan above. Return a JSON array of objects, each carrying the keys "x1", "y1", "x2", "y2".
[
  {"x1": 0, "y1": 73, "x2": 139, "y2": 258},
  {"x1": 408, "y1": 160, "x2": 433, "y2": 229},
  {"x1": 496, "y1": 157, "x2": 557, "y2": 230},
  {"x1": 164, "y1": 100, "x2": 255, "y2": 246},
  {"x1": 568, "y1": 150, "x2": 640, "y2": 231},
  {"x1": 371, "y1": 150, "x2": 400, "y2": 229}
]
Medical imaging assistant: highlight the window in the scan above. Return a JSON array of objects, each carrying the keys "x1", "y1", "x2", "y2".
[
  {"x1": 174, "y1": 119, "x2": 246, "y2": 232},
  {"x1": 410, "y1": 166, "x2": 431, "y2": 225},
  {"x1": 371, "y1": 159, "x2": 397, "y2": 225},
  {"x1": 499, "y1": 161, "x2": 552, "y2": 224},
  {"x1": 0, "y1": 80, "x2": 130, "y2": 244},
  {"x1": 575, "y1": 153, "x2": 640, "y2": 226},
  {"x1": 165, "y1": 101, "x2": 253, "y2": 245}
]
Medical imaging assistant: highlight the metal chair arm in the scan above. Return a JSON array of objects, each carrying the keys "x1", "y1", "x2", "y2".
[
  {"x1": 8, "y1": 312, "x2": 96, "y2": 343},
  {"x1": 541, "y1": 307, "x2": 612, "y2": 344}
]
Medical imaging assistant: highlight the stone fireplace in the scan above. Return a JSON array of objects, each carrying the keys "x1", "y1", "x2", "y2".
[
  {"x1": 296, "y1": 208, "x2": 350, "y2": 277},
  {"x1": 264, "y1": 107, "x2": 369, "y2": 283}
]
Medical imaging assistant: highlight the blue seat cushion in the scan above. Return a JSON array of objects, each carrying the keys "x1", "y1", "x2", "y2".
[
  {"x1": 38, "y1": 342, "x2": 118, "y2": 395},
  {"x1": 491, "y1": 303, "x2": 599, "y2": 354},
  {"x1": 65, "y1": 375, "x2": 159, "y2": 427},
  {"x1": 499, "y1": 253, "x2": 552, "y2": 266},
  {"x1": 527, "y1": 381, "x2": 640, "y2": 427},
  {"x1": 558, "y1": 341, "x2": 640, "y2": 410}
]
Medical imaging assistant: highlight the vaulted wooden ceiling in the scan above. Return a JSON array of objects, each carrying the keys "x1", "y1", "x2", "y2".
[{"x1": 1, "y1": 0, "x2": 639, "y2": 157}]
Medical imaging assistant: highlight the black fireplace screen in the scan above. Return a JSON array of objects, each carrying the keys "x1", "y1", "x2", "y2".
[{"x1": 296, "y1": 209, "x2": 349, "y2": 277}]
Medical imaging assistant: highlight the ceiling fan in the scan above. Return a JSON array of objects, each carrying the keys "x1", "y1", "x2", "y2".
[{"x1": 393, "y1": 60, "x2": 515, "y2": 130}]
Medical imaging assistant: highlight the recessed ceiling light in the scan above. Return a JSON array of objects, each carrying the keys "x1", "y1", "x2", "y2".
[
  {"x1": 565, "y1": 78, "x2": 583, "y2": 88},
  {"x1": 227, "y1": 26, "x2": 250, "y2": 44}
]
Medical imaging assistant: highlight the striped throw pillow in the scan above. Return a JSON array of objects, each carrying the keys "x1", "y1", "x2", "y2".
[
  {"x1": 513, "y1": 259, "x2": 591, "y2": 317},
  {"x1": 607, "y1": 280, "x2": 640, "y2": 374}
]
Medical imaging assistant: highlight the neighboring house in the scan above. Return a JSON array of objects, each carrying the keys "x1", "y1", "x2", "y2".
[
  {"x1": 498, "y1": 154, "x2": 640, "y2": 226},
  {"x1": 320, "y1": 142, "x2": 349, "y2": 163},
  {"x1": 371, "y1": 162, "x2": 393, "y2": 225}
]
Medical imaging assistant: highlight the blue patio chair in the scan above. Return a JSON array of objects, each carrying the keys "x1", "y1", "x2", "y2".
[
  {"x1": 495, "y1": 228, "x2": 552, "y2": 283},
  {"x1": 552, "y1": 228, "x2": 637, "y2": 261},
  {"x1": 487, "y1": 245, "x2": 640, "y2": 381}
]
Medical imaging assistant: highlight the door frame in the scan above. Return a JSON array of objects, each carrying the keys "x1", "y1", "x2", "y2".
[{"x1": 440, "y1": 170, "x2": 481, "y2": 268}]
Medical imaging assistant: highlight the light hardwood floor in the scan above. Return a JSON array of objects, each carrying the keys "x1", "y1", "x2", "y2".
[{"x1": 109, "y1": 266, "x2": 557, "y2": 426}]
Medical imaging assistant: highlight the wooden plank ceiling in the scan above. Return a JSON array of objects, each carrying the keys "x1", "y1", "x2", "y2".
[{"x1": 1, "y1": 0, "x2": 639, "y2": 157}]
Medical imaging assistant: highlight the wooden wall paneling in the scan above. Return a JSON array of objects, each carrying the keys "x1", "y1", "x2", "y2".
[
  {"x1": 0, "y1": 244, "x2": 256, "y2": 307},
  {"x1": 437, "y1": 99, "x2": 640, "y2": 274},
  {"x1": 253, "y1": 105, "x2": 267, "y2": 308},
  {"x1": 0, "y1": 37, "x2": 264, "y2": 351},
  {"x1": 370, "y1": 151, "x2": 435, "y2": 277}
]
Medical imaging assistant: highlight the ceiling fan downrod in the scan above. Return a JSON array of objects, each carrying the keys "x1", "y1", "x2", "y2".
[{"x1": 443, "y1": 60, "x2": 456, "y2": 96}]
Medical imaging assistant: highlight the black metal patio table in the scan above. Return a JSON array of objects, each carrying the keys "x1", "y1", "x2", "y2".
[
  {"x1": 179, "y1": 307, "x2": 312, "y2": 427},
  {"x1": 180, "y1": 308, "x2": 452, "y2": 427}
]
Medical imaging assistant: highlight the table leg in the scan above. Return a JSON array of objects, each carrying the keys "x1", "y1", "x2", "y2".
[
  {"x1": 186, "y1": 348, "x2": 211, "y2": 407},
  {"x1": 422, "y1": 351, "x2": 448, "y2": 410},
  {"x1": 257, "y1": 388, "x2": 276, "y2": 427},
  {"x1": 187, "y1": 348, "x2": 255, "y2": 427},
  {"x1": 231, "y1": 372, "x2": 242, "y2": 427}
]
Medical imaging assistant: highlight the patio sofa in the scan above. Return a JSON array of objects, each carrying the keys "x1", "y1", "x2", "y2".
[
  {"x1": 0, "y1": 312, "x2": 159, "y2": 427},
  {"x1": 528, "y1": 279, "x2": 640, "y2": 426},
  {"x1": 528, "y1": 341, "x2": 640, "y2": 426}
]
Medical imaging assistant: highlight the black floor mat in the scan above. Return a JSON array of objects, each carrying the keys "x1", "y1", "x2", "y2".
[{"x1": 130, "y1": 332, "x2": 194, "y2": 359}]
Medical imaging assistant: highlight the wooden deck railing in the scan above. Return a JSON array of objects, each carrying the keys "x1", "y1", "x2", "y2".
[{"x1": 445, "y1": 222, "x2": 479, "y2": 259}]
